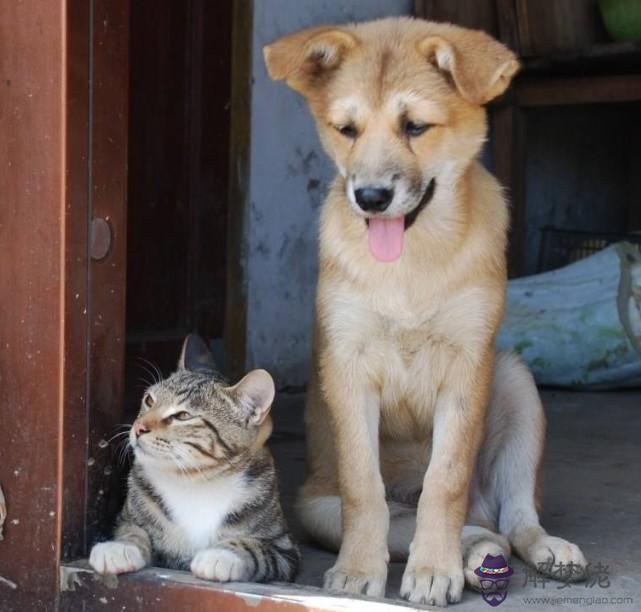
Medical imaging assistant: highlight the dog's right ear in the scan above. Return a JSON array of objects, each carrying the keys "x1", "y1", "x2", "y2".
[{"x1": 263, "y1": 26, "x2": 358, "y2": 96}]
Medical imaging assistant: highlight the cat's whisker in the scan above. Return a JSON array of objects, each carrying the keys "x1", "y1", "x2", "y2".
[
  {"x1": 135, "y1": 360, "x2": 159, "y2": 388},
  {"x1": 115, "y1": 438, "x2": 133, "y2": 466},
  {"x1": 137, "y1": 357, "x2": 163, "y2": 384},
  {"x1": 106, "y1": 430, "x2": 131, "y2": 445},
  {"x1": 137, "y1": 374, "x2": 155, "y2": 389}
]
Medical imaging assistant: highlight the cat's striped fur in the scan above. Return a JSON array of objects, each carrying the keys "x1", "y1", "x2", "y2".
[{"x1": 90, "y1": 335, "x2": 299, "y2": 583}]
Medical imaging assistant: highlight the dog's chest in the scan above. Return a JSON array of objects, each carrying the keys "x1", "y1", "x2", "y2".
[{"x1": 389, "y1": 320, "x2": 445, "y2": 366}]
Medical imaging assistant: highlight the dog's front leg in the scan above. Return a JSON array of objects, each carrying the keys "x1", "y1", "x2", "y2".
[
  {"x1": 401, "y1": 356, "x2": 492, "y2": 607},
  {"x1": 322, "y1": 360, "x2": 389, "y2": 598}
]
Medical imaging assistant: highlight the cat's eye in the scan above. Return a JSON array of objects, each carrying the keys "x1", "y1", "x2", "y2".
[
  {"x1": 143, "y1": 393, "x2": 154, "y2": 408},
  {"x1": 172, "y1": 411, "x2": 192, "y2": 421},
  {"x1": 335, "y1": 123, "x2": 358, "y2": 139},
  {"x1": 402, "y1": 119, "x2": 431, "y2": 137}
]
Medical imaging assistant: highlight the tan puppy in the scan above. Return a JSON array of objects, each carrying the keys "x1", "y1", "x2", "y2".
[{"x1": 264, "y1": 17, "x2": 586, "y2": 606}]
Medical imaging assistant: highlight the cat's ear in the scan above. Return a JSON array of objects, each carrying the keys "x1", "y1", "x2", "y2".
[
  {"x1": 178, "y1": 334, "x2": 216, "y2": 372},
  {"x1": 229, "y1": 369, "x2": 275, "y2": 426}
]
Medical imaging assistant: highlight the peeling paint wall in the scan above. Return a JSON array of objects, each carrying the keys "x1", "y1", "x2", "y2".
[{"x1": 245, "y1": 0, "x2": 413, "y2": 386}]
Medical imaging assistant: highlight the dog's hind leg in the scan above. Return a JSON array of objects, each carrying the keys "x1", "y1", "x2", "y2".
[
  {"x1": 297, "y1": 493, "x2": 416, "y2": 562},
  {"x1": 488, "y1": 353, "x2": 587, "y2": 580}
]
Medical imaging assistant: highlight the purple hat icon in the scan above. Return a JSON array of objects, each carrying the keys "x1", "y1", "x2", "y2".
[
  {"x1": 475, "y1": 554, "x2": 513, "y2": 607},
  {"x1": 475, "y1": 553, "x2": 514, "y2": 579}
]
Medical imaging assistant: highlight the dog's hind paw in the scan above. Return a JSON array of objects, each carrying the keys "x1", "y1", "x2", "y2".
[
  {"x1": 400, "y1": 566, "x2": 464, "y2": 607},
  {"x1": 324, "y1": 564, "x2": 387, "y2": 598},
  {"x1": 526, "y1": 535, "x2": 587, "y2": 582}
]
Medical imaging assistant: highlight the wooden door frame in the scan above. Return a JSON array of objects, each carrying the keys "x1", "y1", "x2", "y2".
[
  {"x1": 1, "y1": 0, "x2": 129, "y2": 607},
  {"x1": 1, "y1": 0, "x2": 69, "y2": 606},
  {"x1": 1, "y1": 1, "x2": 359, "y2": 610},
  {"x1": 224, "y1": 0, "x2": 253, "y2": 381}
]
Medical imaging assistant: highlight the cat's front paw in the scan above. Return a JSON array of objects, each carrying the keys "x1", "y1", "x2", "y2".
[
  {"x1": 191, "y1": 547, "x2": 250, "y2": 582},
  {"x1": 89, "y1": 541, "x2": 146, "y2": 575}
]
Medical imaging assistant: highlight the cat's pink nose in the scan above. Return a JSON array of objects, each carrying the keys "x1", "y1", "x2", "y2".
[{"x1": 133, "y1": 419, "x2": 148, "y2": 437}]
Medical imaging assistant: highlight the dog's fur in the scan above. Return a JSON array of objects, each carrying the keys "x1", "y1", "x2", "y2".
[{"x1": 265, "y1": 17, "x2": 586, "y2": 606}]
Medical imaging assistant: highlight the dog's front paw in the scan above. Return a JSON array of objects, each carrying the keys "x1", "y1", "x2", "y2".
[
  {"x1": 324, "y1": 563, "x2": 387, "y2": 598},
  {"x1": 526, "y1": 535, "x2": 587, "y2": 582},
  {"x1": 89, "y1": 541, "x2": 146, "y2": 575},
  {"x1": 191, "y1": 548, "x2": 249, "y2": 582},
  {"x1": 400, "y1": 565, "x2": 464, "y2": 607}
]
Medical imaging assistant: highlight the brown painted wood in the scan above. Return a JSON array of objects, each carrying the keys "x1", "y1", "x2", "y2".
[
  {"x1": 225, "y1": 0, "x2": 254, "y2": 381},
  {"x1": 516, "y1": 74, "x2": 641, "y2": 107},
  {"x1": 495, "y1": 0, "x2": 520, "y2": 52},
  {"x1": 85, "y1": 0, "x2": 130, "y2": 546},
  {"x1": 491, "y1": 104, "x2": 527, "y2": 277},
  {"x1": 514, "y1": 0, "x2": 608, "y2": 58},
  {"x1": 415, "y1": 0, "x2": 498, "y2": 35},
  {"x1": 521, "y1": 41, "x2": 641, "y2": 75},
  {"x1": 0, "y1": 2, "x2": 66, "y2": 609},
  {"x1": 59, "y1": 563, "x2": 418, "y2": 612},
  {"x1": 61, "y1": 0, "x2": 91, "y2": 563}
]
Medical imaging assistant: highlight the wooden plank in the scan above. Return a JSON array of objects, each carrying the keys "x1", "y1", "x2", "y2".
[
  {"x1": 0, "y1": 1, "x2": 66, "y2": 608},
  {"x1": 514, "y1": 0, "x2": 608, "y2": 57},
  {"x1": 225, "y1": 0, "x2": 254, "y2": 380},
  {"x1": 59, "y1": 563, "x2": 418, "y2": 612},
  {"x1": 61, "y1": 0, "x2": 91, "y2": 562},
  {"x1": 194, "y1": 0, "x2": 232, "y2": 340},
  {"x1": 521, "y1": 41, "x2": 641, "y2": 74},
  {"x1": 85, "y1": 0, "x2": 130, "y2": 546},
  {"x1": 495, "y1": 0, "x2": 520, "y2": 53},
  {"x1": 491, "y1": 104, "x2": 527, "y2": 277},
  {"x1": 415, "y1": 0, "x2": 498, "y2": 36},
  {"x1": 516, "y1": 74, "x2": 641, "y2": 107}
]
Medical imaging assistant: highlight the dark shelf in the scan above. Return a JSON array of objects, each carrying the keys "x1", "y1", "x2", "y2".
[{"x1": 522, "y1": 41, "x2": 641, "y2": 76}]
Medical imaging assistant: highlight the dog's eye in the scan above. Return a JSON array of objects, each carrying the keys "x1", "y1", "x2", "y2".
[
  {"x1": 335, "y1": 124, "x2": 358, "y2": 139},
  {"x1": 403, "y1": 120, "x2": 431, "y2": 137},
  {"x1": 143, "y1": 393, "x2": 154, "y2": 408},
  {"x1": 172, "y1": 411, "x2": 192, "y2": 421}
]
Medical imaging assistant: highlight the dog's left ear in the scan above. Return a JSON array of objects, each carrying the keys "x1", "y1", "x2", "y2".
[
  {"x1": 418, "y1": 26, "x2": 519, "y2": 105},
  {"x1": 263, "y1": 26, "x2": 358, "y2": 96}
]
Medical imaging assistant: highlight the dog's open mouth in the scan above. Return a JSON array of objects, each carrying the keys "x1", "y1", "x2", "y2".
[{"x1": 365, "y1": 179, "x2": 435, "y2": 263}]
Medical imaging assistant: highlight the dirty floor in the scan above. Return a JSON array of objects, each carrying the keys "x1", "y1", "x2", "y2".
[{"x1": 269, "y1": 389, "x2": 641, "y2": 611}]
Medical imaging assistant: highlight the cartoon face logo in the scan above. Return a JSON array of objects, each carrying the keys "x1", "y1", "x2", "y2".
[{"x1": 475, "y1": 553, "x2": 513, "y2": 607}]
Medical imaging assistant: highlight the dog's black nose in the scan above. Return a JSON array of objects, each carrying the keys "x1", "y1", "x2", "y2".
[{"x1": 354, "y1": 187, "x2": 394, "y2": 212}]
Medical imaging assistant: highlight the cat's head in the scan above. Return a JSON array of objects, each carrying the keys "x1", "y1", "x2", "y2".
[{"x1": 129, "y1": 334, "x2": 276, "y2": 474}]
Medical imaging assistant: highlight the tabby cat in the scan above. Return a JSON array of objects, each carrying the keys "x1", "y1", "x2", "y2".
[{"x1": 90, "y1": 334, "x2": 299, "y2": 583}]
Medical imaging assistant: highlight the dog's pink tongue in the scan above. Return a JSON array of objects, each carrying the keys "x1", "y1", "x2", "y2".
[{"x1": 367, "y1": 216, "x2": 404, "y2": 262}]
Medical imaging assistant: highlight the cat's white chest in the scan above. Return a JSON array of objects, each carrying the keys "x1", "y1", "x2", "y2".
[{"x1": 151, "y1": 471, "x2": 246, "y2": 550}]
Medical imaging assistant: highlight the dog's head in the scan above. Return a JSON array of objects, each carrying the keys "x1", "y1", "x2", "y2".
[{"x1": 264, "y1": 18, "x2": 518, "y2": 262}]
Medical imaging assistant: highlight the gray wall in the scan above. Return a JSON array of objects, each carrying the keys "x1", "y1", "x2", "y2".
[{"x1": 244, "y1": 0, "x2": 413, "y2": 386}]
